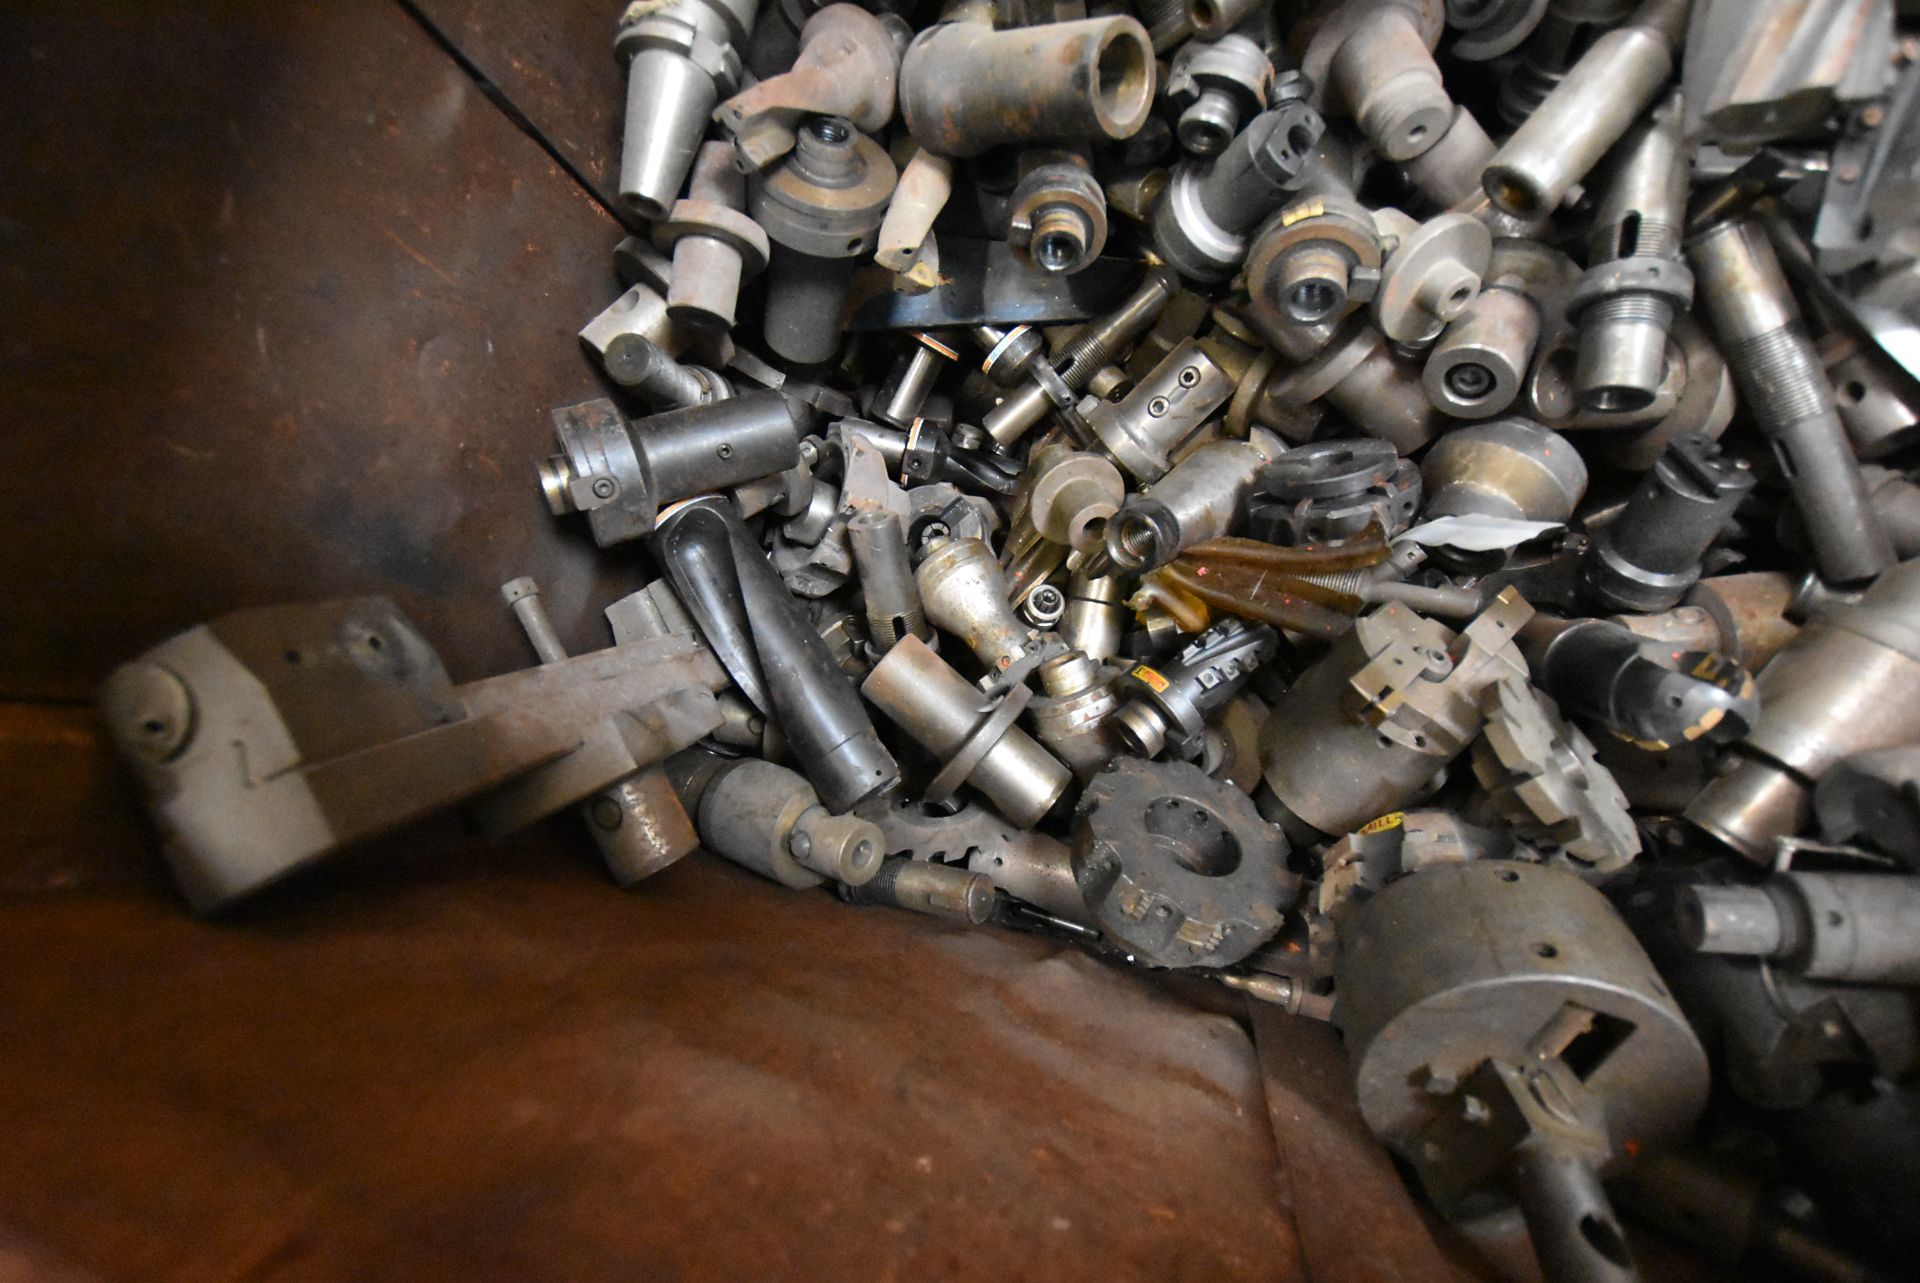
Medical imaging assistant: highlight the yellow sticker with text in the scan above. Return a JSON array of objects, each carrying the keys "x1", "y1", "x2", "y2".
[
  {"x1": 1129, "y1": 665, "x2": 1171, "y2": 694},
  {"x1": 1358, "y1": 811, "x2": 1406, "y2": 835}
]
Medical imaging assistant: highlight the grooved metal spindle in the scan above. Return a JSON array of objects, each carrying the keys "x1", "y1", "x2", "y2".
[
  {"x1": 1689, "y1": 217, "x2": 1891, "y2": 584},
  {"x1": 1055, "y1": 269, "x2": 1181, "y2": 385},
  {"x1": 983, "y1": 269, "x2": 1180, "y2": 445}
]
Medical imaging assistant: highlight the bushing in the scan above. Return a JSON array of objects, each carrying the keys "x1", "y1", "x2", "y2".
[
  {"x1": 899, "y1": 16, "x2": 1156, "y2": 158},
  {"x1": 1482, "y1": 0, "x2": 1690, "y2": 219},
  {"x1": 861, "y1": 635, "x2": 1071, "y2": 826},
  {"x1": 1422, "y1": 275, "x2": 1538, "y2": 419},
  {"x1": 749, "y1": 116, "x2": 897, "y2": 364}
]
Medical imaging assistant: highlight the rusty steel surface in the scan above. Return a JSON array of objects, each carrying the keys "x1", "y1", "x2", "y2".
[
  {"x1": 1250, "y1": 1006, "x2": 1495, "y2": 1283},
  {"x1": 0, "y1": 703, "x2": 1304, "y2": 1283},
  {"x1": 404, "y1": 0, "x2": 628, "y2": 212},
  {"x1": 0, "y1": 704, "x2": 162, "y2": 898},
  {"x1": 0, "y1": 1, "x2": 630, "y2": 702}
]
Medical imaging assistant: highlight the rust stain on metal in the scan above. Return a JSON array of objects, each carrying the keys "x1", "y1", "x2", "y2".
[
  {"x1": 0, "y1": 707, "x2": 1306, "y2": 1282},
  {"x1": 0, "y1": 2, "x2": 631, "y2": 702}
]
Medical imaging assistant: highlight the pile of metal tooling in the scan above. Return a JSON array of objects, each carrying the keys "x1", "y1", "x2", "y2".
[{"x1": 96, "y1": 1, "x2": 1920, "y2": 1278}]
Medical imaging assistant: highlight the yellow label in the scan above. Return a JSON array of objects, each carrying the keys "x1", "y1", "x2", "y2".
[
  {"x1": 1278, "y1": 199, "x2": 1326, "y2": 228},
  {"x1": 1129, "y1": 665, "x2": 1171, "y2": 694},
  {"x1": 1358, "y1": 811, "x2": 1406, "y2": 836}
]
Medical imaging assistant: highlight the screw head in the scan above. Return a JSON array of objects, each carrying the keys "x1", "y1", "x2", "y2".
[
  {"x1": 101, "y1": 662, "x2": 196, "y2": 763},
  {"x1": 590, "y1": 796, "x2": 624, "y2": 830},
  {"x1": 590, "y1": 477, "x2": 618, "y2": 499}
]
